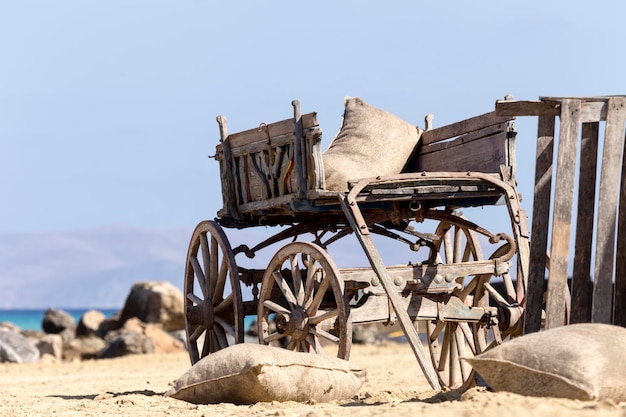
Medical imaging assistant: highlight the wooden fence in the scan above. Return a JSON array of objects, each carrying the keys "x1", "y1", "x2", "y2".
[{"x1": 496, "y1": 96, "x2": 626, "y2": 333}]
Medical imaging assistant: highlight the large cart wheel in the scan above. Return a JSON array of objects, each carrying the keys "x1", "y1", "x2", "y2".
[
  {"x1": 184, "y1": 220, "x2": 244, "y2": 364},
  {"x1": 424, "y1": 216, "x2": 520, "y2": 390},
  {"x1": 257, "y1": 242, "x2": 352, "y2": 359}
]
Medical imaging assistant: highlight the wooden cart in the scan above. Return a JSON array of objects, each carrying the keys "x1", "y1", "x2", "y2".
[{"x1": 183, "y1": 98, "x2": 530, "y2": 391}]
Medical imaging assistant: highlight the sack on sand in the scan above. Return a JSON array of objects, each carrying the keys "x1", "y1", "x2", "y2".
[
  {"x1": 165, "y1": 343, "x2": 366, "y2": 404},
  {"x1": 322, "y1": 97, "x2": 422, "y2": 192},
  {"x1": 463, "y1": 323, "x2": 626, "y2": 401}
]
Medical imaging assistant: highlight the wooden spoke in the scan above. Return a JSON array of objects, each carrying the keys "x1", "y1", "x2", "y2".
[
  {"x1": 272, "y1": 271, "x2": 298, "y2": 307},
  {"x1": 306, "y1": 274, "x2": 331, "y2": 316},
  {"x1": 308, "y1": 308, "x2": 339, "y2": 325},
  {"x1": 186, "y1": 292, "x2": 203, "y2": 306},
  {"x1": 290, "y1": 255, "x2": 305, "y2": 305},
  {"x1": 262, "y1": 299, "x2": 290, "y2": 314},
  {"x1": 214, "y1": 292, "x2": 233, "y2": 314}
]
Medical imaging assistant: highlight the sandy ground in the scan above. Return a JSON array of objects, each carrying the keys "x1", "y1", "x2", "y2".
[{"x1": 1, "y1": 341, "x2": 625, "y2": 417}]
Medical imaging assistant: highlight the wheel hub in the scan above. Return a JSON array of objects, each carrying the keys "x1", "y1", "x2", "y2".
[
  {"x1": 275, "y1": 308, "x2": 309, "y2": 341},
  {"x1": 186, "y1": 298, "x2": 215, "y2": 329}
]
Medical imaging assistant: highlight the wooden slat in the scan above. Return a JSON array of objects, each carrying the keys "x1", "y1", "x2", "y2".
[
  {"x1": 420, "y1": 111, "x2": 513, "y2": 146},
  {"x1": 592, "y1": 97, "x2": 626, "y2": 323},
  {"x1": 495, "y1": 100, "x2": 561, "y2": 117},
  {"x1": 615, "y1": 113, "x2": 626, "y2": 326},
  {"x1": 545, "y1": 99, "x2": 582, "y2": 329},
  {"x1": 227, "y1": 112, "x2": 318, "y2": 149},
  {"x1": 570, "y1": 122, "x2": 599, "y2": 324},
  {"x1": 411, "y1": 131, "x2": 507, "y2": 174},
  {"x1": 524, "y1": 114, "x2": 556, "y2": 333}
]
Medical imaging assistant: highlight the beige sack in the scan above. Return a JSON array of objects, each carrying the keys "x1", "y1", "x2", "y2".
[
  {"x1": 323, "y1": 97, "x2": 422, "y2": 192},
  {"x1": 463, "y1": 323, "x2": 626, "y2": 401},
  {"x1": 165, "y1": 343, "x2": 366, "y2": 405}
]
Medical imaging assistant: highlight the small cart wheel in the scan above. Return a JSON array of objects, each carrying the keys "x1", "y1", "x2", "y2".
[
  {"x1": 424, "y1": 216, "x2": 521, "y2": 390},
  {"x1": 257, "y1": 242, "x2": 352, "y2": 359},
  {"x1": 425, "y1": 219, "x2": 483, "y2": 389},
  {"x1": 184, "y1": 220, "x2": 244, "y2": 364}
]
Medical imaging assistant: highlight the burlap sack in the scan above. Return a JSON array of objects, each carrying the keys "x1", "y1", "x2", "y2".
[
  {"x1": 165, "y1": 343, "x2": 367, "y2": 404},
  {"x1": 463, "y1": 323, "x2": 626, "y2": 401},
  {"x1": 322, "y1": 97, "x2": 422, "y2": 192}
]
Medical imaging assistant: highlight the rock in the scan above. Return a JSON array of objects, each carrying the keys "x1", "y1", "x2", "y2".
[
  {"x1": 42, "y1": 308, "x2": 76, "y2": 335},
  {"x1": 144, "y1": 323, "x2": 184, "y2": 353},
  {"x1": 352, "y1": 324, "x2": 383, "y2": 345},
  {"x1": 119, "y1": 281, "x2": 184, "y2": 331},
  {"x1": 67, "y1": 335, "x2": 107, "y2": 360},
  {"x1": 104, "y1": 318, "x2": 184, "y2": 354},
  {"x1": 99, "y1": 331, "x2": 155, "y2": 358},
  {"x1": 0, "y1": 328, "x2": 40, "y2": 363},
  {"x1": 36, "y1": 334, "x2": 63, "y2": 360},
  {"x1": 76, "y1": 310, "x2": 107, "y2": 337}
]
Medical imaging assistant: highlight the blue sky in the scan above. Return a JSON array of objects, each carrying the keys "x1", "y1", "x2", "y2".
[{"x1": 1, "y1": 1, "x2": 624, "y2": 235}]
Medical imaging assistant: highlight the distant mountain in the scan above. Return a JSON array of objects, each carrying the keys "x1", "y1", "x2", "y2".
[{"x1": 0, "y1": 225, "x2": 191, "y2": 309}]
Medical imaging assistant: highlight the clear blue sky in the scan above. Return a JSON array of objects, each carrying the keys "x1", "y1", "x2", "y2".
[{"x1": 1, "y1": 1, "x2": 624, "y2": 234}]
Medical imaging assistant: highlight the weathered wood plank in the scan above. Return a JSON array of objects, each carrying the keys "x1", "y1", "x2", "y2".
[
  {"x1": 570, "y1": 122, "x2": 599, "y2": 324},
  {"x1": 216, "y1": 115, "x2": 240, "y2": 220},
  {"x1": 615, "y1": 113, "x2": 626, "y2": 326},
  {"x1": 545, "y1": 99, "x2": 582, "y2": 329},
  {"x1": 421, "y1": 111, "x2": 513, "y2": 146},
  {"x1": 495, "y1": 100, "x2": 561, "y2": 117},
  {"x1": 410, "y1": 131, "x2": 507, "y2": 174},
  {"x1": 524, "y1": 114, "x2": 556, "y2": 333},
  {"x1": 592, "y1": 97, "x2": 626, "y2": 323},
  {"x1": 227, "y1": 112, "x2": 318, "y2": 149}
]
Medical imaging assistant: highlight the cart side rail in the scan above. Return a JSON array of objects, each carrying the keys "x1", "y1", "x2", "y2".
[
  {"x1": 404, "y1": 109, "x2": 517, "y2": 186},
  {"x1": 215, "y1": 100, "x2": 325, "y2": 219}
]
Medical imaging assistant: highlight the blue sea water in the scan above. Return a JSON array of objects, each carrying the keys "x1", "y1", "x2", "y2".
[
  {"x1": 0, "y1": 308, "x2": 120, "y2": 332},
  {"x1": 0, "y1": 309, "x2": 257, "y2": 333}
]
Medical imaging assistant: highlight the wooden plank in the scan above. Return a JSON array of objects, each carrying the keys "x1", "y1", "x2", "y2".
[
  {"x1": 570, "y1": 122, "x2": 599, "y2": 324},
  {"x1": 410, "y1": 131, "x2": 507, "y2": 174},
  {"x1": 227, "y1": 112, "x2": 318, "y2": 149},
  {"x1": 524, "y1": 114, "x2": 556, "y2": 333},
  {"x1": 615, "y1": 112, "x2": 626, "y2": 326},
  {"x1": 420, "y1": 111, "x2": 513, "y2": 146},
  {"x1": 580, "y1": 101, "x2": 608, "y2": 123},
  {"x1": 592, "y1": 97, "x2": 626, "y2": 323},
  {"x1": 495, "y1": 100, "x2": 560, "y2": 117},
  {"x1": 416, "y1": 124, "x2": 506, "y2": 155},
  {"x1": 545, "y1": 99, "x2": 582, "y2": 329}
]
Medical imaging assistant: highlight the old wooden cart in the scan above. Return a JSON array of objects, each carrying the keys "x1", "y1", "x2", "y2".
[{"x1": 183, "y1": 98, "x2": 531, "y2": 391}]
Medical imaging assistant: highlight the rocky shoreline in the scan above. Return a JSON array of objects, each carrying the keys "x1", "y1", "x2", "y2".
[{"x1": 0, "y1": 281, "x2": 187, "y2": 363}]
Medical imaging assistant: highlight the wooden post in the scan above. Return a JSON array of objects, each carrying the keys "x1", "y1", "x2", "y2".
[
  {"x1": 545, "y1": 99, "x2": 581, "y2": 329},
  {"x1": 570, "y1": 122, "x2": 599, "y2": 323},
  {"x1": 592, "y1": 97, "x2": 626, "y2": 323},
  {"x1": 524, "y1": 114, "x2": 556, "y2": 333},
  {"x1": 615, "y1": 116, "x2": 626, "y2": 326}
]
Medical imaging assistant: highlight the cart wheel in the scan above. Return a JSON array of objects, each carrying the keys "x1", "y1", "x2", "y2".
[
  {"x1": 424, "y1": 217, "x2": 521, "y2": 390},
  {"x1": 257, "y1": 242, "x2": 352, "y2": 359},
  {"x1": 184, "y1": 220, "x2": 244, "y2": 364}
]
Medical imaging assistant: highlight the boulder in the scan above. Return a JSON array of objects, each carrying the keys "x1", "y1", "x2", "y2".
[
  {"x1": 76, "y1": 310, "x2": 107, "y2": 337},
  {"x1": 67, "y1": 335, "x2": 107, "y2": 360},
  {"x1": 0, "y1": 328, "x2": 40, "y2": 363},
  {"x1": 42, "y1": 308, "x2": 76, "y2": 335},
  {"x1": 104, "y1": 317, "x2": 184, "y2": 354},
  {"x1": 36, "y1": 334, "x2": 63, "y2": 360},
  {"x1": 119, "y1": 281, "x2": 184, "y2": 331},
  {"x1": 99, "y1": 331, "x2": 155, "y2": 358}
]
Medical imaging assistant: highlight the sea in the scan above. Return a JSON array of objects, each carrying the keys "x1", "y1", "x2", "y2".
[
  {"x1": 0, "y1": 308, "x2": 120, "y2": 332},
  {"x1": 0, "y1": 308, "x2": 257, "y2": 333}
]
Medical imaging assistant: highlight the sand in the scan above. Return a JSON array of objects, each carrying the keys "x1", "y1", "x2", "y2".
[{"x1": 1, "y1": 341, "x2": 624, "y2": 417}]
